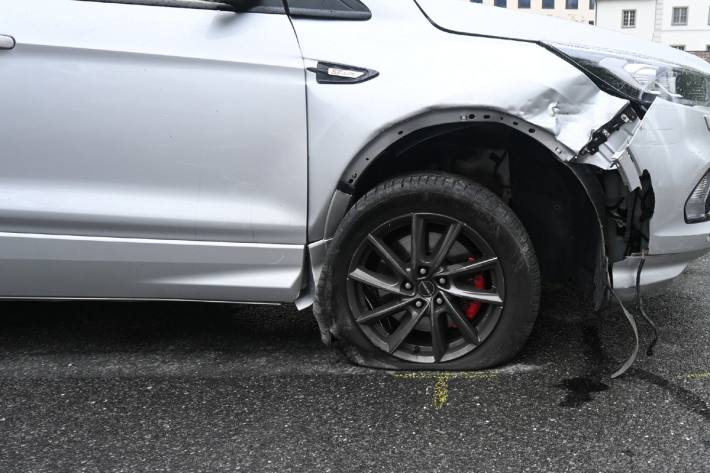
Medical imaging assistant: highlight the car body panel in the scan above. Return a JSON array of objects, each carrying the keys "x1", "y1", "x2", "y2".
[
  {"x1": 0, "y1": 231, "x2": 303, "y2": 302},
  {"x1": 415, "y1": 0, "x2": 710, "y2": 74},
  {"x1": 608, "y1": 100, "x2": 710, "y2": 299},
  {"x1": 627, "y1": 100, "x2": 710, "y2": 255},
  {"x1": 290, "y1": 0, "x2": 629, "y2": 243},
  {"x1": 0, "y1": 0, "x2": 307, "y2": 301},
  {"x1": 0, "y1": 0, "x2": 708, "y2": 307}
]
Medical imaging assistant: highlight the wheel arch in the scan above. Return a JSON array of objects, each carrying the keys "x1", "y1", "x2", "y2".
[{"x1": 299, "y1": 108, "x2": 610, "y2": 312}]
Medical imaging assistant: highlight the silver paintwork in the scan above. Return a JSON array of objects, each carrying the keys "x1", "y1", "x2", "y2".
[
  {"x1": 1, "y1": 0, "x2": 307, "y2": 301},
  {"x1": 612, "y1": 250, "x2": 709, "y2": 301},
  {"x1": 628, "y1": 101, "x2": 710, "y2": 255},
  {"x1": 292, "y1": 2, "x2": 629, "y2": 240},
  {"x1": 0, "y1": 231, "x2": 303, "y2": 302},
  {"x1": 0, "y1": 35, "x2": 15, "y2": 50},
  {"x1": 1, "y1": 0, "x2": 709, "y2": 305}
]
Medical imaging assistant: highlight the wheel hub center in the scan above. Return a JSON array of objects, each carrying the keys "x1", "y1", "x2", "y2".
[{"x1": 417, "y1": 280, "x2": 436, "y2": 298}]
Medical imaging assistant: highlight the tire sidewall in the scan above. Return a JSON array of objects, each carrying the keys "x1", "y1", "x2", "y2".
[{"x1": 321, "y1": 175, "x2": 539, "y2": 370}]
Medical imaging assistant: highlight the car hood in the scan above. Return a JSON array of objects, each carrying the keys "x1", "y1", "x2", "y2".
[{"x1": 415, "y1": 0, "x2": 710, "y2": 74}]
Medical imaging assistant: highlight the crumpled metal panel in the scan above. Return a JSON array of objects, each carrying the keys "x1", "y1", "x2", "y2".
[{"x1": 291, "y1": 0, "x2": 630, "y2": 241}]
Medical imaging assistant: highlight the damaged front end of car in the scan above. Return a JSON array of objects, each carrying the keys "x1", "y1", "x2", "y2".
[
  {"x1": 550, "y1": 42, "x2": 710, "y2": 302},
  {"x1": 299, "y1": 1, "x2": 710, "y2": 375},
  {"x1": 543, "y1": 43, "x2": 710, "y2": 375}
]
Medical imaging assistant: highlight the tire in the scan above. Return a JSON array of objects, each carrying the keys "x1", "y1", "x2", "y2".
[{"x1": 315, "y1": 173, "x2": 540, "y2": 370}]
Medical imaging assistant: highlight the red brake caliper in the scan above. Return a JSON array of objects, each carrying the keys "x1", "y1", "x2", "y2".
[
  {"x1": 450, "y1": 257, "x2": 487, "y2": 328},
  {"x1": 465, "y1": 257, "x2": 487, "y2": 320}
]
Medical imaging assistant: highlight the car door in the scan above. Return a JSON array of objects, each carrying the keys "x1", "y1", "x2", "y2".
[{"x1": 0, "y1": 0, "x2": 307, "y2": 302}]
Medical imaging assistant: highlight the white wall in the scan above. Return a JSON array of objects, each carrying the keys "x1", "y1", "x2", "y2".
[
  {"x1": 596, "y1": 0, "x2": 656, "y2": 41},
  {"x1": 474, "y1": 0, "x2": 596, "y2": 23},
  {"x1": 660, "y1": 0, "x2": 710, "y2": 50},
  {"x1": 596, "y1": 0, "x2": 710, "y2": 51}
]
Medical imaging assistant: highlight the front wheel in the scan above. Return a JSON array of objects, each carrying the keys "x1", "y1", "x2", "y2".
[{"x1": 315, "y1": 173, "x2": 540, "y2": 370}]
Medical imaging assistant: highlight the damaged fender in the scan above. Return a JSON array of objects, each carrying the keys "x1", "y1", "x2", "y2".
[{"x1": 291, "y1": 0, "x2": 651, "y2": 311}]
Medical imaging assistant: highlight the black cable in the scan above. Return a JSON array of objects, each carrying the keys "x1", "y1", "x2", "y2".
[
  {"x1": 635, "y1": 251, "x2": 659, "y2": 356},
  {"x1": 609, "y1": 286, "x2": 640, "y2": 379}
]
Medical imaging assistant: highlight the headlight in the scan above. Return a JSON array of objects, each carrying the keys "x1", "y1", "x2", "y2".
[
  {"x1": 685, "y1": 171, "x2": 710, "y2": 223},
  {"x1": 550, "y1": 44, "x2": 710, "y2": 108}
]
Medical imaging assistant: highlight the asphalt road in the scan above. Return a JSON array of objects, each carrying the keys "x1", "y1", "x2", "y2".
[{"x1": 0, "y1": 258, "x2": 709, "y2": 472}]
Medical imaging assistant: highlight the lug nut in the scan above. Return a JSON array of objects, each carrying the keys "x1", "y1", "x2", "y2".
[
  {"x1": 414, "y1": 300, "x2": 423, "y2": 308},
  {"x1": 435, "y1": 297, "x2": 443, "y2": 305},
  {"x1": 404, "y1": 282, "x2": 413, "y2": 290},
  {"x1": 438, "y1": 277, "x2": 447, "y2": 285},
  {"x1": 419, "y1": 267, "x2": 427, "y2": 276}
]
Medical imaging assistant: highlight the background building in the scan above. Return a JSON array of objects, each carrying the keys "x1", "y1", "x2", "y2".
[
  {"x1": 596, "y1": 0, "x2": 710, "y2": 52},
  {"x1": 469, "y1": 0, "x2": 597, "y2": 24}
]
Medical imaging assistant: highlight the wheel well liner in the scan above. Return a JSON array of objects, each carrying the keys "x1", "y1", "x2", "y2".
[{"x1": 337, "y1": 107, "x2": 576, "y2": 194}]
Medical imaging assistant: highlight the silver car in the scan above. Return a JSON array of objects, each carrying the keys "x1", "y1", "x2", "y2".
[{"x1": 2, "y1": 0, "x2": 710, "y2": 372}]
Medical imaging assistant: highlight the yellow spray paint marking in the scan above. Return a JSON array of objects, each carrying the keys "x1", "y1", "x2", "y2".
[
  {"x1": 686, "y1": 372, "x2": 710, "y2": 380},
  {"x1": 394, "y1": 372, "x2": 497, "y2": 410},
  {"x1": 433, "y1": 374, "x2": 452, "y2": 409}
]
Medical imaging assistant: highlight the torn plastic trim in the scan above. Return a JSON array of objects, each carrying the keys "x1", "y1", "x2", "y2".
[
  {"x1": 567, "y1": 163, "x2": 612, "y2": 310},
  {"x1": 307, "y1": 105, "x2": 592, "y2": 243},
  {"x1": 294, "y1": 238, "x2": 330, "y2": 311},
  {"x1": 338, "y1": 107, "x2": 577, "y2": 193},
  {"x1": 575, "y1": 105, "x2": 644, "y2": 192},
  {"x1": 324, "y1": 190, "x2": 351, "y2": 240},
  {"x1": 608, "y1": 286, "x2": 640, "y2": 379},
  {"x1": 578, "y1": 105, "x2": 639, "y2": 157}
]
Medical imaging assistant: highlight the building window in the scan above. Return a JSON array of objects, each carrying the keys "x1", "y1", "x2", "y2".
[
  {"x1": 542, "y1": 0, "x2": 554, "y2": 9},
  {"x1": 672, "y1": 6, "x2": 688, "y2": 25},
  {"x1": 671, "y1": 45, "x2": 686, "y2": 50},
  {"x1": 566, "y1": 0, "x2": 578, "y2": 9},
  {"x1": 518, "y1": 0, "x2": 531, "y2": 8},
  {"x1": 494, "y1": 0, "x2": 507, "y2": 7},
  {"x1": 470, "y1": 0, "x2": 483, "y2": 3},
  {"x1": 589, "y1": 0, "x2": 595, "y2": 9},
  {"x1": 706, "y1": 45, "x2": 710, "y2": 51},
  {"x1": 621, "y1": 9, "x2": 636, "y2": 28}
]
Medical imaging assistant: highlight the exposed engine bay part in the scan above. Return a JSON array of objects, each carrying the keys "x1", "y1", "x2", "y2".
[
  {"x1": 601, "y1": 171, "x2": 654, "y2": 264},
  {"x1": 578, "y1": 106, "x2": 639, "y2": 158},
  {"x1": 575, "y1": 106, "x2": 644, "y2": 192}
]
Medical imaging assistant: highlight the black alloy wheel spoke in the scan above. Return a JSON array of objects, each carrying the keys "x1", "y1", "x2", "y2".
[
  {"x1": 356, "y1": 297, "x2": 414, "y2": 324},
  {"x1": 429, "y1": 222, "x2": 461, "y2": 269},
  {"x1": 348, "y1": 267, "x2": 408, "y2": 296},
  {"x1": 436, "y1": 256, "x2": 499, "y2": 278},
  {"x1": 441, "y1": 292, "x2": 480, "y2": 345},
  {"x1": 430, "y1": 304, "x2": 449, "y2": 362},
  {"x1": 347, "y1": 212, "x2": 505, "y2": 363},
  {"x1": 367, "y1": 233, "x2": 410, "y2": 281},
  {"x1": 387, "y1": 303, "x2": 428, "y2": 354},
  {"x1": 410, "y1": 213, "x2": 426, "y2": 268},
  {"x1": 440, "y1": 284, "x2": 503, "y2": 306}
]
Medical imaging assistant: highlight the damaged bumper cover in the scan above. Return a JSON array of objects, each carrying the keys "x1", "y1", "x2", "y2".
[{"x1": 592, "y1": 100, "x2": 710, "y2": 299}]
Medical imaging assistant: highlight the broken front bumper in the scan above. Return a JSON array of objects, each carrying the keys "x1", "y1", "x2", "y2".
[{"x1": 612, "y1": 99, "x2": 710, "y2": 299}]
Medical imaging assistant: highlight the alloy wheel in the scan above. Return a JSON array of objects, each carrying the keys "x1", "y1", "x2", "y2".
[{"x1": 346, "y1": 212, "x2": 505, "y2": 363}]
